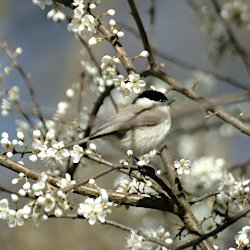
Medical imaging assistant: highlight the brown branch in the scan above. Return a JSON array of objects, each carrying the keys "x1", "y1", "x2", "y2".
[
  {"x1": 50, "y1": 214, "x2": 171, "y2": 249},
  {"x1": 85, "y1": 153, "x2": 175, "y2": 201},
  {"x1": 150, "y1": 69, "x2": 250, "y2": 136},
  {"x1": 0, "y1": 153, "x2": 174, "y2": 212},
  {"x1": 97, "y1": 23, "x2": 135, "y2": 73},
  {"x1": 127, "y1": 0, "x2": 157, "y2": 69},
  {"x1": 105, "y1": 220, "x2": 170, "y2": 248},
  {"x1": 64, "y1": 166, "x2": 115, "y2": 192},
  {"x1": 120, "y1": 21, "x2": 249, "y2": 90},
  {"x1": 174, "y1": 207, "x2": 250, "y2": 250},
  {"x1": 160, "y1": 145, "x2": 215, "y2": 250}
]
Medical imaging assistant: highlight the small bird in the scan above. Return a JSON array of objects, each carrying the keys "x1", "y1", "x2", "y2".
[{"x1": 74, "y1": 90, "x2": 171, "y2": 156}]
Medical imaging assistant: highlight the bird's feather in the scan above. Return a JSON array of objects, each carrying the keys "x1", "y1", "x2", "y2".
[{"x1": 89, "y1": 102, "x2": 167, "y2": 139}]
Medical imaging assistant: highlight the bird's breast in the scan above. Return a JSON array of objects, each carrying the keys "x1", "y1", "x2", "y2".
[{"x1": 122, "y1": 119, "x2": 171, "y2": 156}]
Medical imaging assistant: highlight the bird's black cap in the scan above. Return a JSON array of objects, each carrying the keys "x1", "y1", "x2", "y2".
[{"x1": 133, "y1": 90, "x2": 168, "y2": 103}]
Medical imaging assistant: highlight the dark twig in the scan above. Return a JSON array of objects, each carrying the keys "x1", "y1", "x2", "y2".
[
  {"x1": 174, "y1": 207, "x2": 250, "y2": 250},
  {"x1": 148, "y1": 0, "x2": 156, "y2": 27},
  {"x1": 0, "y1": 153, "x2": 174, "y2": 212},
  {"x1": 105, "y1": 219, "x2": 170, "y2": 248},
  {"x1": 160, "y1": 145, "x2": 214, "y2": 250},
  {"x1": 150, "y1": 69, "x2": 250, "y2": 136},
  {"x1": 0, "y1": 42, "x2": 47, "y2": 132},
  {"x1": 127, "y1": 0, "x2": 157, "y2": 69},
  {"x1": 119, "y1": 22, "x2": 249, "y2": 90},
  {"x1": 190, "y1": 192, "x2": 219, "y2": 205},
  {"x1": 50, "y1": 214, "x2": 170, "y2": 249}
]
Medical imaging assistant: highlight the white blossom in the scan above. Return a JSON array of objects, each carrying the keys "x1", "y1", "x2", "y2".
[
  {"x1": 32, "y1": 0, "x2": 52, "y2": 10},
  {"x1": 70, "y1": 145, "x2": 85, "y2": 163},
  {"x1": 42, "y1": 140, "x2": 69, "y2": 166},
  {"x1": 235, "y1": 225, "x2": 250, "y2": 247},
  {"x1": 221, "y1": 0, "x2": 250, "y2": 28},
  {"x1": 8, "y1": 86, "x2": 20, "y2": 101},
  {"x1": 127, "y1": 73, "x2": 145, "y2": 94},
  {"x1": 68, "y1": 14, "x2": 97, "y2": 35},
  {"x1": 32, "y1": 172, "x2": 48, "y2": 196},
  {"x1": 126, "y1": 231, "x2": 146, "y2": 250},
  {"x1": 182, "y1": 157, "x2": 225, "y2": 192},
  {"x1": 57, "y1": 173, "x2": 76, "y2": 189},
  {"x1": 57, "y1": 102, "x2": 69, "y2": 114},
  {"x1": 139, "y1": 50, "x2": 149, "y2": 58},
  {"x1": 0, "y1": 199, "x2": 9, "y2": 220},
  {"x1": 47, "y1": 8, "x2": 66, "y2": 22},
  {"x1": 66, "y1": 88, "x2": 75, "y2": 98},
  {"x1": 107, "y1": 9, "x2": 115, "y2": 16},
  {"x1": 7, "y1": 209, "x2": 24, "y2": 227},
  {"x1": 146, "y1": 226, "x2": 173, "y2": 249},
  {"x1": 37, "y1": 193, "x2": 55, "y2": 212},
  {"x1": 72, "y1": 0, "x2": 84, "y2": 6},
  {"x1": 77, "y1": 189, "x2": 112, "y2": 225},
  {"x1": 174, "y1": 159, "x2": 191, "y2": 175},
  {"x1": 216, "y1": 173, "x2": 250, "y2": 212}
]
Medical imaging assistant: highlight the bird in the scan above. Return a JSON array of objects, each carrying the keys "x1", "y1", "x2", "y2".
[{"x1": 73, "y1": 90, "x2": 171, "y2": 156}]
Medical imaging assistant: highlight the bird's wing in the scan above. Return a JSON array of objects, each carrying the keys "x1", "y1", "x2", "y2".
[{"x1": 89, "y1": 103, "x2": 166, "y2": 139}]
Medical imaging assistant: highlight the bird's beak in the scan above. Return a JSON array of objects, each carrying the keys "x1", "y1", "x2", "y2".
[{"x1": 167, "y1": 99, "x2": 176, "y2": 106}]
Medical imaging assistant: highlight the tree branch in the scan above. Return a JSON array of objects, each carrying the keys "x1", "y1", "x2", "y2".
[
  {"x1": 127, "y1": 0, "x2": 157, "y2": 69},
  {"x1": 160, "y1": 145, "x2": 215, "y2": 250},
  {"x1": 174, "y1": 207, "x2": 250, "y2": 250},
  {"x1": 150, "y1": 69, "x2": 250, "y2": 136},
  {"x1": 0, "y1": 153, "x2": 174, "y2": 212}
]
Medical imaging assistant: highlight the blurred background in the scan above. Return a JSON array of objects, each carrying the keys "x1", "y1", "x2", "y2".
[{"x1": 0, "y1": 0, "x2": 250, "y2": 249}]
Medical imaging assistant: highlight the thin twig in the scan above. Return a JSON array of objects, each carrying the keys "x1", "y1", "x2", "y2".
[
  {"x1": 0, "y1": 42, "x2": 47, "y2": 132},
  {"x1": 150, "y1": 69, "x2": 250, "y2": 136},
  {"x1": 127, "y1": 0, "x2": 157, "y2": 69},
  {"x1": 105, "y1": 220, "x2": 170, "y2": 248},
  {"x1": 50, "y1": 214, "x2": 170, "y2": 248},
  {"x1": 174, "y1": 207, "x2": 250, "y2": 250},
  {"x1": 119, "y1": 22, "x2": 249, "y2": 90},
  {"x1": 190, "y1": 192, "x2": 219, "y2": 205}
]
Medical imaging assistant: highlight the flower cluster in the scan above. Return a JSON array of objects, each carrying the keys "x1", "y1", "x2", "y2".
[
  {"x1": 0, "y1": 131, "x2": 24, "y2": 158},
  {"x1": 215, "y1": 173, "x2": 250, "y2": 212},
  {"x1": 114, "y1": 72, "x2": 146, "y2": 96},
  {"x1": 181, "y1": 156, "x2": 225, "y2": 193},
  {"x1": 115, "y1": 174, "x2": 155, "y2": 195},
  {"x1": 77, "y1": 189, "x2": 113, "y2": 225},
  {"x1": 32, "y1": 0, "x2": 52, "y2": 10},
  {"x1": 81, "y1": 55, "x2": 119, "y2": 93},
  {"x1": 70, "y1": 143, "x2": 97, "y2": 163},
  {"x1": 100, "y1": 55, "x2": 120, "y2": 88},
  {"x1": 8, "y1": 172, "x2": 72, "y2": 226},
  {"x1": 67, "y1": 0, "x2": 98, "y2": 36},
  {"x1": 1, "y1": 86, "x2": 20, "y2": 116},
  {"x1": 47, "y1": 8, "x2": 66, "y2": 23},
  {"x1": 221, "y1": 0, "x2": 250, "y2": 29},
  {"x1": 0, "y1": 198, "x2": 31, "y2": 228},
  {"x1": 30, "y1": 128, "x2": 69, "y2": 171},
  {"x1": 235, "y1": 225, "x2": 250, "y2": 248},
  {"x1": 194, "y1": 3, "x2": 231, "y2": 64},
  {"x1": 126, "y1": 226, "x2": 172, "y2": 250},
  {"x1": 57, "y1": 173, "x2": 77, "y2": 189}
]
